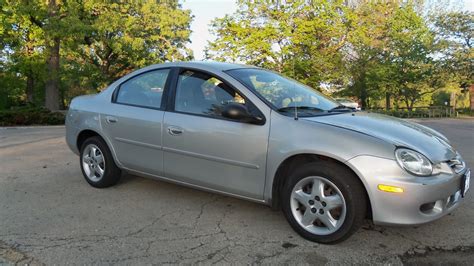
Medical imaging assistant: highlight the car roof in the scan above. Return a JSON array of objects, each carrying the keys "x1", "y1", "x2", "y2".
[{"x1": 147, "y1": 61, "x2": 257, "y2": 72}]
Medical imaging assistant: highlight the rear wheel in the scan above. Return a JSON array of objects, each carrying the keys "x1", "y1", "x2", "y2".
[
  {"x1": 282, "y1": 161, "x2": 367, "y2": 244},
  {"x1": 80, "y1": 136, "x2": 121, "y2": 188}
]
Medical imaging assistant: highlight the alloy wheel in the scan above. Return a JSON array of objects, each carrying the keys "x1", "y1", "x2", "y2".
[
  {"x1": 82, "y1": 144, "x2": 105, "y2": 182},
  {"x1": 290, "y1": 176, "x2": 346, "y2": 235}
]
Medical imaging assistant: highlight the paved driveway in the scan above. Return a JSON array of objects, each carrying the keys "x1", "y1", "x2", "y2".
[{"x1": 1, "y1": 119, "x2": 473, "y2": 264}]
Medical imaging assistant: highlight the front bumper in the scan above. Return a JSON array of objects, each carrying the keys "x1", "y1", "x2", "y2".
[{"x1": 347, "y1": 155, "x2": 468, "y2": 226}]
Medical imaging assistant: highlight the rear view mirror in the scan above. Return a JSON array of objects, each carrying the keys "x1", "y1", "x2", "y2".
[{"x1": 222, "y1": 103, "x2": 264, "y2": 125}]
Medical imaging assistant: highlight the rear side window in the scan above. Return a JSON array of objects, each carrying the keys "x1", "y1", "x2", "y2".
[{"x1": 115, "y1": 69, "x2": 169, "y2": 109}]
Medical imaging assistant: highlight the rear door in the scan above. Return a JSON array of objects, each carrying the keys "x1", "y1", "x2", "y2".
[
  {"x1": 101, "y1": 68, "x2": 170, "y2": 175},
  {"x1": 162, "y1": 69, "x2": 270, "y2": 199}
]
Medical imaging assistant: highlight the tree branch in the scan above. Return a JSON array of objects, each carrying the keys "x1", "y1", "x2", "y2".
[{"x1": 29, "y1": 15, "x2": 43, "y2": 28}]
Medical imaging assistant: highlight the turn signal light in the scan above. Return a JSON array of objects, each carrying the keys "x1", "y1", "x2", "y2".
[{"x1": 378, "y1": 184, "x2": 404, "y2": 193}]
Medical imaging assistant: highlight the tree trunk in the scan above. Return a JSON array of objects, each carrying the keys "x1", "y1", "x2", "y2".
[
  {"x1": 45, "y1": 37, "x2": 60, "y2": 111},
  {"x1": 357, "y1": 70, "x2": 367, "y2": 110},
  {"x1": 25, "y1": 36, "x2": 35, "y2": 104},
  {"x1": 44, "y1": 0, "x2": 60, "y2": 111},
  {"x1": 385, "y1": 92, "x2": 391, "y2": 110},
  {"x1": 26, "y1": 70, "x2": 35, "y2": 104},
  {"x1": 360, "y1": 84, "x2": 367, "y2": 110},
  {"x1": 404, "y1": 98, "x2": 410, "y2": 110}
]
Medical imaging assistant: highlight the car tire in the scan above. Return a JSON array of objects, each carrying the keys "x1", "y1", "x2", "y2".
[
  {"x1": 281, "y1": 161, "x2": 367, "y2": 244},
  {"x1": 80, "y1": 136, "x2": 121, "y2": 188}
]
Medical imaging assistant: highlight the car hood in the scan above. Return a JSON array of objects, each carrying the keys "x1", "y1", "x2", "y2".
[{"x1": 302, "y1": 112, "x2": 457, "y2": 163}]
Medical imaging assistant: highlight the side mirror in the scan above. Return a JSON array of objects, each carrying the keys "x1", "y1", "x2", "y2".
[{"x1": 221, "y1": 103, "x2": 264, "y2": 125}]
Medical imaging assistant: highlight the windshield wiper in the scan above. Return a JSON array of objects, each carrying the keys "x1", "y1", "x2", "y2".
[
  {"x1": 277, "y1": 106, "x2": 325, "y2": 113},
  {"x1": 328, "y1": 105, "x2": 354, "y2": 112}
]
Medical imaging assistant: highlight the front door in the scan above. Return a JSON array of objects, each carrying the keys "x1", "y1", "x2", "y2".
[{"x1": 162, "y1": 69, "x2": 269, "y2": 199}]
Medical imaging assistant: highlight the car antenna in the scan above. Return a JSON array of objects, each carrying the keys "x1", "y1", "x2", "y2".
[{"x1": 293, "y1": 83, "x2": 298, "y2": 120}]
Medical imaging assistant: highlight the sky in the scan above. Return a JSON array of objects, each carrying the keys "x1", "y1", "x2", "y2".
[
  {"x1": 182, "y1": 0, "x2": 237, "y2": 60},
  {"x1": 183, "y1": 0, "x2": 474, "y2": 61}
]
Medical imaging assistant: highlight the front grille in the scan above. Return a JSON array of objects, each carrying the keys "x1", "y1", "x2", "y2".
[{"x1": 446, "y1": 156, "x2": 466, "y2": 174}]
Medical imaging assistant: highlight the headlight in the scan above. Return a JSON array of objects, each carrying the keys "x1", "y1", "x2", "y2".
[{"x1": 395, "y1": 148, "x2": 433, "y2": 176}]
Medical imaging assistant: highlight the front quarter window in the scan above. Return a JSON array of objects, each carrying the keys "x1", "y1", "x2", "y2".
[{"x1": 227, "y1": 68, "x2": 342, "y2": 116}]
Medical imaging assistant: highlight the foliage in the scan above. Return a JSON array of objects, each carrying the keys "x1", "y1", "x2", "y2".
[
  {"x1": 205, "y1": 0, "x2": 350, "y2": 89},
  {"x1": 385, "y1": 3, "x2": 442, "y2": 110},
  {"x1": 0, "y1": 0, "x2": 192, "y2": 110},
  {"x1": 75, "y1": 1, "x2": 193, "y2": 89},
  {"x1": 345, "y1": 1, "x2": 446, "y2": 110},
  {"x1": 433, "y1": 11, "x2": 473, "y2": 86},
  {"x1": 0, "y1": 106, "x2": 64, "y2": 126},
  {"x1": 342, "y1": 1, "x2": 398, "y2": 109},
  {"x1": 206, "y1": 1, "x2": 473, "y2": 110},
  {"x1": 1, "y1": 0, "x2": 473, "y2": 116}
]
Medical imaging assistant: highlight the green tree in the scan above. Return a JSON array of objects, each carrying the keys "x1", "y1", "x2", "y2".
[
  {"x1": 342, "y1": 2, "x2": 443, "y2": 110},
  {"x1": 3, "y1": 0, "x2": 86, "y2": 110},
  {"x1": 434, "y1": 11, "x2": 473, "y2": 86},
  {"x1": 77, "y1": 1, "x2": 193, "y2": 89},
  {"x1": 385, "y1": 3, "x2": 442, "y2": 110},
  {"x1": 342, "y1": 2, "x2": 398, "y2": 109},
  {"x1": 0, "y1": 0, "x2": 193, "y2": 110},
  {"x1": 206, "y1": 0, "x2": 350, "y2": 89},
  {"x1": 1, "y1": 0, "x2": 47, "y2": 105}
]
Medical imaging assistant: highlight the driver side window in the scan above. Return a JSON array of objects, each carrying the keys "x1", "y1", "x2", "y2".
[{"x1": 174, "y1": 70, "x2": 246, "y2": 118}]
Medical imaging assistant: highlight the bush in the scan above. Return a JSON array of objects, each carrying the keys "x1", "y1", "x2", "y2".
[
  {"x1": 456, "y1": 108, "x2": 474, "y2": 116},
  {"x1": 368, "y1": 106, "x2": 457, "y2": 118},
  {"x1": 0, "y1": 106, "x2": 65, "y2": 126}
]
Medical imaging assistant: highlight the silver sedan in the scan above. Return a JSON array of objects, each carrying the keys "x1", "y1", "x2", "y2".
[{"x1": 66, "y1": 62, "x2": 470, "y2": 243}]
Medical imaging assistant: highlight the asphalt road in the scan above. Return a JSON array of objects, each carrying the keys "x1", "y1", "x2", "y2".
[{"x1": 0, "y1": 119, "x2": 473, "y2": 265}]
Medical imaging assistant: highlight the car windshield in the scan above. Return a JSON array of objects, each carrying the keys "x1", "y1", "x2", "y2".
[{"x1": 227, "y1": 68, "x2": 344, "y2": 116}]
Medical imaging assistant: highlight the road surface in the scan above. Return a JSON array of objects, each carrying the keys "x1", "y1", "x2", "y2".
[{"x1": 0, "y1": 119, "x2": 473, "y2": 264}]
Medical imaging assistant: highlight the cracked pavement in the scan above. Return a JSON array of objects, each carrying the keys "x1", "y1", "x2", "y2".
[{"x1": 0, "y1": 119, "x2": 473, "y2": 264}]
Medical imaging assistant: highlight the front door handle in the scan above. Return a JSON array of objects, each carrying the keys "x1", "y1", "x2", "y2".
[
  {"x1": 105, "y1": 116, "x2": 118, "y2": 123},
  {"x1": 167, "y1": 126, "x2": 183, "y2": 136}
]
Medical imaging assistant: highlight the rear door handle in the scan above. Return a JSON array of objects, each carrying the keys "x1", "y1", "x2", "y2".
[
  {"x1": 105, "y1": 116, "x2": 118, "y2": 123},
  {"x1": 167, "y1": 126, "x2": 183, "y2": 136}
]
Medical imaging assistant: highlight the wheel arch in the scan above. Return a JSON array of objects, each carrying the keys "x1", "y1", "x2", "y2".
[
  {"x1": 76, "y1": 129, "x2": 122, "y2": 168},
  {"x1": 77, "y1": 129, "x2": 101, "y2": 151},
  {"x1": 270, "y1": 153, "x2": 373, "y2": 219}
]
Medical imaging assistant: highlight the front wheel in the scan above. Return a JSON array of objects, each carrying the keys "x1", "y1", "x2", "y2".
[
  {"x1": 80, "y1": 136, "x2": 121, "y2": 188},
  {"x1": 282, "y1": 162, "x2": 367, "y2": 244}
]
